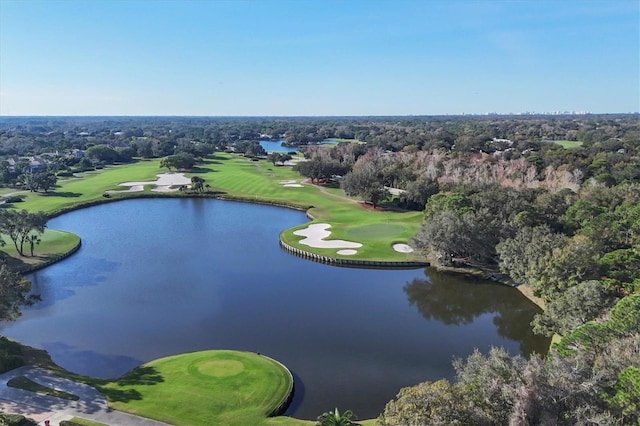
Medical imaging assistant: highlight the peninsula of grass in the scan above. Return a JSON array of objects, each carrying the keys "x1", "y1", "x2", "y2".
[
  {"x1": 95, "y1": 350, "x2": 300, "y2": 426},
  {"x1": 2, "y1": 153, "x2": 425, "y2": 264},
  {"x1": 0, "y1": 229, "x2": 81, "y2": 273}
]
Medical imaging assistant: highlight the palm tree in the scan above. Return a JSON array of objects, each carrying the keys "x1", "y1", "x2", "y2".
[
  {"x1": 190, "y1": 176, "x2": 205, "y2": 192},
  {"x1": 316, "y1": 408, "x2": 359, "y2": 426}
]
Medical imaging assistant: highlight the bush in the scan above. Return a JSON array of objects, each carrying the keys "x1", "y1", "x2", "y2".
[
  {"x1": 0, "y1": 337, "x2": 24, "y2": 373},
  {"x1": 0, "y1": 414, "x2": 36, "y2": 425}
]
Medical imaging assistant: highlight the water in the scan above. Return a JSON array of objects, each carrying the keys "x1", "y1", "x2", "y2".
[
  {"x1": 0, "y1": 198, "x2": 548, "y2": 419},
  {"x1": 259, "y1": 140, "x2": 296, "y2": 153}
]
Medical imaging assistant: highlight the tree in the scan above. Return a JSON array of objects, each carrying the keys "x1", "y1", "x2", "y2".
[
  {"x1": 342, "y1": 161, "x2": 388, "y2": 208},
  {"x1": 85, "y1": 144, "x2": 119, "y2": 164},
  {"x1": 267, "y1": 152, "x2": 282, "y2": 166},
  {"x1": 27, "y1": 233, "x2": 42, "y2": 257},
  {"x1": 527, "y1": 235, "x2": 601, "y2": 299},
  {"x1": 0, "y1": 262, "x2": 40, "y2": 321},
  {"x1": 235, "y1": 140, "x2": 266, "y2": 157},
  {"x1": 18, "y1": 171, "x2": 57, "y2": 192},
  {"x1": 496, "y1": 225, "x2": 567, "y2": 286},
  {"x1": 190, "y1": 176, "x2": 205, "y2": 192},
  {"x1": 316, "y1": 408, "x2": 359, "y2": 426},
  {"x1": 0, "y1": 210, "x2": 47, "y2": 256},
  {"x1": 453, "y1": 347, "x2": 530, "y2": 425},
  {"x1": 379, "y1": 380, "x2": 466, "y2": 426},
  {"x1": 531, "y1": 280, "x2": 617, "y2": 336},
  {"x1": 398, "y1": 176, "x2": 438, "y2": 210},
  {"x1": 606, "y1": 367, "x2": 640, "y2": 420},
  {"x1": 160, "y1": 153, "x2": 196, "y2": 171}
]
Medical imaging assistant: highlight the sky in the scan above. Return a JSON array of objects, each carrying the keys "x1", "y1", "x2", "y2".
[{"x1": 0, "y1": 0, "x2": 638, "y2": 116}]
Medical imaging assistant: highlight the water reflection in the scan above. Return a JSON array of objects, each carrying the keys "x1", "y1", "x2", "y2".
[
  {"x1": 0, "y1": 199, "x2": 549, "y2": 419},
  {"x1": 404, "y1": 269, "x2": 549, "y2": 355}
]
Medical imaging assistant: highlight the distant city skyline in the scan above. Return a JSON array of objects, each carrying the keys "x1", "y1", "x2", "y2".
[{"x1": 1, "y1": 0, "x2": 638, "y2": 116}]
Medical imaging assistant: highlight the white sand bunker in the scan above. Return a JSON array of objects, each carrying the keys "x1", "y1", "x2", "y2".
[
  {"x1": 393, "y1": 243, "x2": 414, "y2": 253},
  {"x1": 337, "y1": 249, "x2": 358, "y2": 255},
  {"x1": 109, "y1": 173, "x2": 192, "y2": 193},
  {"x1": 294, "y1": 223, "x2": 363, "y2": 249},
  {"x1": 107, "y1": 184, "x2": 144, "y2": 194},
  {"x1": 280, "y1": 179, "x2": 303, "y2": 188}
]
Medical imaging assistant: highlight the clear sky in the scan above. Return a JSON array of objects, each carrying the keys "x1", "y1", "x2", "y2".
[{"x1": 0, "y1": 0, "x2": 638, "y2": 116}]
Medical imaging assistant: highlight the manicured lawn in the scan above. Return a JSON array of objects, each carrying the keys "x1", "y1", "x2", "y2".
[
  {"x1": 200, "y1": 154, "x2": 423, "y2": 262},
  {"x1": 1, "y1": 228, "x2": 80, "y2": 272},
  {"x1": 2, "y1": 160, "x2": 162, "y2": 215},
  {"x1": 98, "y1": 350, "x2": 296, "y2": 426},
  {"x1": 551, "y1": 140, "x2": 583, "y2": 148}
]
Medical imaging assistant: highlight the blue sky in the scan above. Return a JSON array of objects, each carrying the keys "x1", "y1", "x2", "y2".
[{"x1": 1, "y1": 0, "x2": 638, "y2": 116}]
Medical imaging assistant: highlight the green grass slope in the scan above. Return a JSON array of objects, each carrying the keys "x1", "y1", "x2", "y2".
[{"x1": 100, "y1": 350, "x2": 295, "y2": 426}]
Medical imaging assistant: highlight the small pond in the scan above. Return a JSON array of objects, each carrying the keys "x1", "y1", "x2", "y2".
[{"x1": 0, "y1": 198, "x2": 549, "y2": 419}]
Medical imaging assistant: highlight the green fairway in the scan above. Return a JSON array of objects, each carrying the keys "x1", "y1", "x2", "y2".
[
  {"x1": 3, "y1": 160, "x2": 163, "y2": 215},
  {"x1": 99, "y1": 350, "x2": 295, "y2": 426}
]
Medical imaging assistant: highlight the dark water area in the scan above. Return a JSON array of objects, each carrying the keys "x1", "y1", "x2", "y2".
[{"x1": 0, "y1": 198, "x2": 549, "y2": 419}]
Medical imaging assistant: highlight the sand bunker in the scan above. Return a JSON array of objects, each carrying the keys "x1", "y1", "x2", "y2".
[
  {"x1": 393, "y1": 243, "x2": 414, "y2": 253},
  {"x1": 107, "y1": 184, "x2": 144, "y2": 194},
  {"x1": 108, "y1": 173, "x2": 192, "y2": 193},
  {"x1": 294, "y1": 223, "x2": 363, "y2": 249},
  {"x1": 280, "y1": 180, "x2": 303, "y2": 188},
  {"x1": 337, "y1": 249, "x2": 358, "y2": 255}
]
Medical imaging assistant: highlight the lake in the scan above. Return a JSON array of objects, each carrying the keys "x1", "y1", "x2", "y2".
[
  {"x1": 0, "y1": 198, "x2": 549, "y2": 419},
  {"x1": 259, "y1": 140, "x2": 296, "y2": 153}
]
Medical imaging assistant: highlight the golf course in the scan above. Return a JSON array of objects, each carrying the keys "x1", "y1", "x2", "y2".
[
  {"x1": 2, "y1": 152, "x2": 425, "y2": 268},
  {"x1": 0, "y1": 152, "x2": 425, "y2": 424}
]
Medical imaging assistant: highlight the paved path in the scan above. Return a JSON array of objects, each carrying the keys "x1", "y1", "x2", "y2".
[{"x1": 0, "y1": 366, "x2": 169, "y2": 426}]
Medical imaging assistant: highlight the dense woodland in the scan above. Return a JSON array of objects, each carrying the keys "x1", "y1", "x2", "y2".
[{"x1": 1, "y1": 115, "x2": 639, "y2": 425}]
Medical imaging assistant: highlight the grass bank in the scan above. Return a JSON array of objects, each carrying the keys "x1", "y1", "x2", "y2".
[
  {"x1": 16, "y1": 345, "x2": 312, "y2": 426},
  {"x1": 98, "y1": 350, "x2": 297, "y2": 426},
  {"x1": 0, "y1": 229, "x2": 81, "y2": 273}
]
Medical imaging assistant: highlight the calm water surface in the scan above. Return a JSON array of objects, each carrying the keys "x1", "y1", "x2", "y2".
[
  {"x1": 259, "y1": 140, "x2": 295, "y2": 153},
  {"x1": 0, "y1": 199, "x2": 549, "y2": 419}
]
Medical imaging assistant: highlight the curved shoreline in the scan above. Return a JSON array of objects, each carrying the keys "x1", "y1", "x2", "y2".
[
  {"x1": 280, "y1": 239, "x2": 429, "y2": 269},
  {"x1": 257, "y1": 352, "x2": 296, "y2": 417},
  {"x1": 18, "y1": 237, "x2": 82, "y2": 275},
  {"x1": 28, "y1": 190, "x2": 423, "y2": 273}
]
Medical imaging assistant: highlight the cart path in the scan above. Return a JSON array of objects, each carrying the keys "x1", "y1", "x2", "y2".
[{"x1": 0, "y1": 365, "x2": 169, "y2": 426}]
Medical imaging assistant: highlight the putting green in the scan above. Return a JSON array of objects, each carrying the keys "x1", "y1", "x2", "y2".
[
  {"x1": 102, "y1": 350, "x2": 294, "y2": 426},
  {"x1": 194, "y1": 359, "x2": 244, "y2": 377},
  {"x1": 346, "y1": 223, "x2": 406, "y2": 239}
]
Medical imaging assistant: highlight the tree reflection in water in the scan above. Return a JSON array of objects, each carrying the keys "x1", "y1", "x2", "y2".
[{"x1": 404, "y1": 269, "x2": 550, "y2": 356}]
